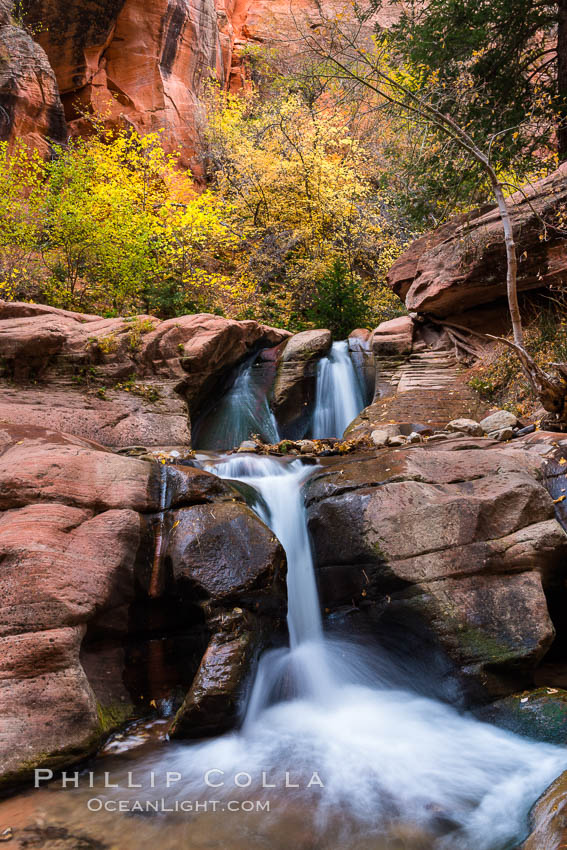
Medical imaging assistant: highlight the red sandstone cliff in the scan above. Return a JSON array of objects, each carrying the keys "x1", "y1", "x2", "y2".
[
  {"x1": 0, "y1": 0, "x2": 66, "y2": 151},
  {"x1": 4, "y1": 0, "x2": 394, "y2": 161}
]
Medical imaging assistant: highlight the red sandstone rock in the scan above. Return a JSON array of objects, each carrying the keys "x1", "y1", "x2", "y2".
[
  {"x1": 0, "y1": 421, "x2": 286, "y2": 781},
  {"x1": 0, "y1": 0, "x2": 66, "y2": 152},
  {"x1": 0, "y1": 493, "x2": 141, "y2": 782},
  {"x1": 372, "y1": 315, "x2": 414, "y2": 356},
  {"x1": 306, "y1": 439, "x2": 567, "y2": 700},
  {"x1": 23, "y1": 0, "x2": 227, "y2": 163},
  {"x1": 12, "y1": 0, "x2": 396, "y2": 157},
  {"x1": 523, "y1": 769, "x2": 567, "y2": 849},
  {"x1": 0, "y1": 302, "x2": 289, "y2": 447},
  {"x1": 271, "y1": 329, "x2": 332, "y2": 439},
  {"x1": 388, "y1": 164, "x2": 567, "y2": 319}
]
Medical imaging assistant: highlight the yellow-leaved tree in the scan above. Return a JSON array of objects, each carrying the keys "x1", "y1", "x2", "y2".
[
  {"x1": 0, "y1": 141, "x2": 45, "y2": 302},
  {"x1": 203, "y1": 85, "x2": 404, "y2": 332},
  {"x1": 0, "y1": 125, "x2": 233, "y2": 316}
]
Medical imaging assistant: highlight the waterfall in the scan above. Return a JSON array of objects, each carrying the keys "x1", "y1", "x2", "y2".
[
  {"x1": 41, "y1": 452, "x2": 567, "y2": 850},
  {"x1": 194, "y1": 339, "x2": 365, "y2": 448},
  {"x1": 210, "y1": 455, "x2": 334, "y2": 721},
  {"x1": 194, "y1": 358, "x2": 280, "y2": 450},
  {"x1": 211, "y1": 456, "x2": 322, "y2": 648},
  {"x1": 194, "y1": 454, "x2": 567, "y2": 849},
  {"x1": 35, "y1": 422, "x2": 567, "y2": 848},
  {"x1": 312, "y1": 341, "x2": 365, "y2": 439}
]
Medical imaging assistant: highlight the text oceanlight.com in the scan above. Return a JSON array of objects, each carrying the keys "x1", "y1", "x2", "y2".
[{"x1": 86, "y1": 799, "x2": 272, "y2": 813}]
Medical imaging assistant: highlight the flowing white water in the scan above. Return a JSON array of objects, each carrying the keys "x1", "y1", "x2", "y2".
[
  {"x1": 312, "y1": 341, "x2": 365, "y2": 439},
  {"x1": 194, "y1": 454, "x2": 567, "y2": 848},
  {"x1": 43, "y1": 455, "x2": 567, "y2": 850},
  {"x1": 211, "y1": 455, "x2": 322, "y2": 648},
  {"x1": 194, "y1": 359, "x2": 280, "y2": 449},
  {"x1": 210, "y1": 455, "x2": 334, "y2": 722}
]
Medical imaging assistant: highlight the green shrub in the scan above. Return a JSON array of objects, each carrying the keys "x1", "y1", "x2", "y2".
[{"x1": 307, "y1": 259, "x2": 370, "y2": 338}]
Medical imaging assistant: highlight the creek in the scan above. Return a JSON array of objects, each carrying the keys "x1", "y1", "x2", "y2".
[{"x1": 4, "y1": 344, "x2": 567, "y2": 850}]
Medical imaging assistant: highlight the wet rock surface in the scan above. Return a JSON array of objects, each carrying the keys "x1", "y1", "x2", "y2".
[
  {"x1": 475, "y1": 687, "x2": 567, "y2": 745},
  {"x1": 170, "y1": 609, "x2": 266, "y2": 739},
  {"x1": 0, "y1": 302, "x2": 288, "y2": 448},
  {"x1": 167, "y1": 501, "x2": 286, "y2": 610},
  {"x1": 0, "y1": 421, "x2": 287, "y2": 783},
  {"x1": 523, "y1": 769, "x2": 567, "y2": 850},
  {"x1": 305, "y1": 435, "x2": 567, "y2": 701}
]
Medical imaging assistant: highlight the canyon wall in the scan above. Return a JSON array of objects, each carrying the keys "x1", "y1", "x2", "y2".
[
  {"x1": 5, "y1": 0, "x2": 393, "y2": 162},
  {"x1": 0, "y1": 0, "x2": 66, "y2": 151}
]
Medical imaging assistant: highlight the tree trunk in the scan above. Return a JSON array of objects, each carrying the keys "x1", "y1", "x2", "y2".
[
  {"x1": 490, "y1": 179, "x2": 523, "y2": 347},
  {"x1": 557, "y1": 0, "x2": 567, "y2": 161}
]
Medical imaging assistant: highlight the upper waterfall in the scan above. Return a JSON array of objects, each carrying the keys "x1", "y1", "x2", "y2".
[
  {"x1": 194, "y1": 357, "x2": 280, "y2": 450},
  {"x1": 311, "y1": 341, "x2": 365, "y2": 439},
  {"x1": 194, "y1": 337, "x2": 367, "y2": 448}
]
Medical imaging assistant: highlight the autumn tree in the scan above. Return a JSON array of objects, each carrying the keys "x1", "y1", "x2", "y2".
[
  {"x1": 0, "y1": 141, "x2": 45, "y2": 301},
  {"x1": 0, "y1": 126, "x2": 234, "y2": 316},
  {"x1": 202, "y1": 85, "x2": 404, "y2": 329},
  {"x1": 296, "y1": 7, "x2": 567, "y2": 424}
]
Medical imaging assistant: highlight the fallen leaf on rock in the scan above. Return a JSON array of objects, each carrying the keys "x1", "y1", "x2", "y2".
[{"x1": 553, "y1": 496, "x2": 566, "y2": 504}]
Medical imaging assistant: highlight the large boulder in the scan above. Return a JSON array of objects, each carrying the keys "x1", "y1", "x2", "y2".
[
  {"x1": 305, "y1": 436, "x2": 567, "y2": 701},
  {"x1": 0, "y1": 502, "x2": 141, "y2": 784},
  {"x1": 0, "y1": 423, "x2": 151, "y2": 784},
  {"x1": 371, "y1": 315, "x2": 414, "y2": 356},
  {"x1": 348, "y1": 328, "x2": 374, "y2": 401},
  {"x1": 271, "y1": 329, "x2": 332, "y2": 439},
  {"x1": 167, "y1": 501, "x2": 286, "y2": 610},
  {"x1": 167, "y1": 500, "x2": 287, "y2": 738},
  {"x1": 388, "y1": 163, "x2": 567, "y2": 319},
  {"x1": 0, "y1": 303, "x2": 289, "y2": 448}
]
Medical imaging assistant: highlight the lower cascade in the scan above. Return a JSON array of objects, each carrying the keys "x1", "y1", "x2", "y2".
[
  {"x1": 312, "y1": 340, "x2": 366, "y2": 440},
  {"x1": 31, "y1": 454, "x2": 567, "y2": 850}
]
